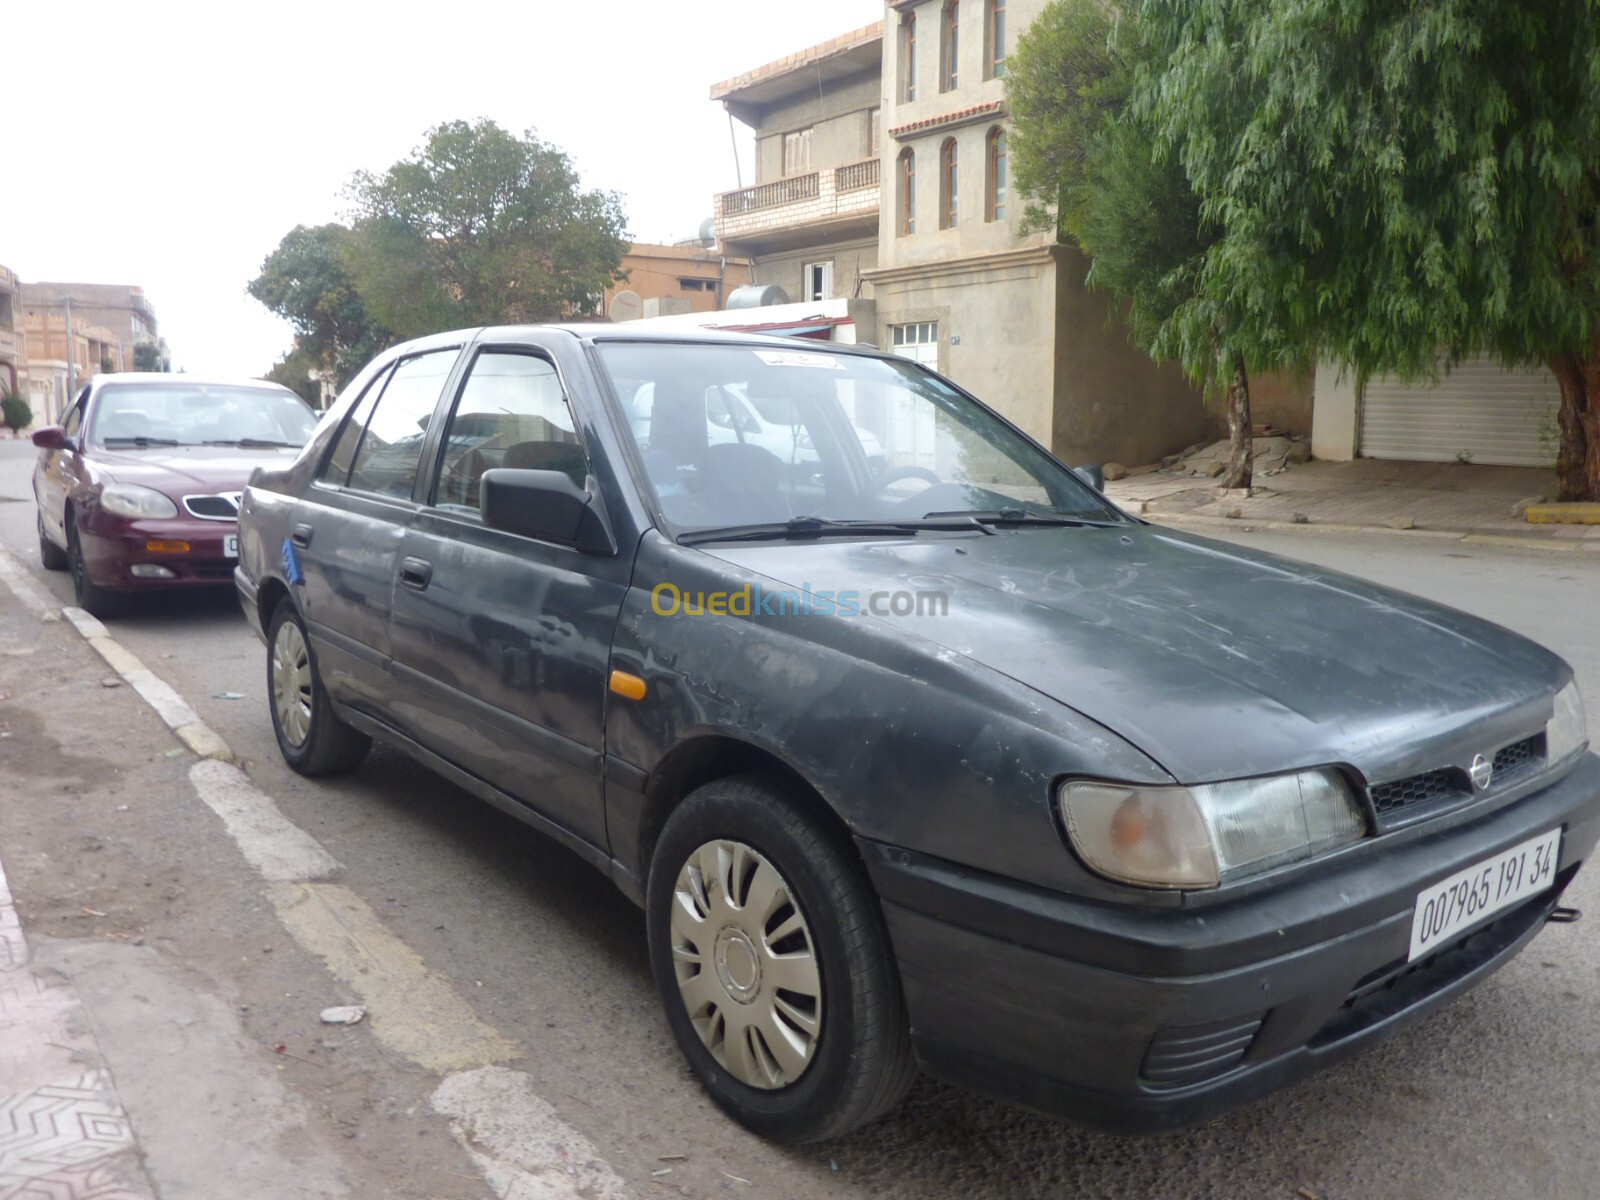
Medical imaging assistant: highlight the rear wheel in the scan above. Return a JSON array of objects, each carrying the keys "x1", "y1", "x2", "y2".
[
  {"x1": 38, "y1": 512, "x2": 67, "y2": 570},
  {"x1": 267, "y1": 598, "x2": 370, "y2": 775},
  {"x1": 67, "y1": 524, "x2": 121, "y2": 618},
  {"x1": 646, "y1": 775, "x2": 916, "y2": 1142}
]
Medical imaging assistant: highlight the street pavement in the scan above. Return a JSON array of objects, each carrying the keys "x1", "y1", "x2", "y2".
[{"x1": 2, "y1": 435, "x2": 1599, "y2": 1199}]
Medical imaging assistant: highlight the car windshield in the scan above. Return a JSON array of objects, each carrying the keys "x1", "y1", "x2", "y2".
[
  {"x1": 597, "y1": 341, "x2": 1123, "y2": 535},
  {"x1": 89, "y1": 383, "x2": 318, "y2": 448}
]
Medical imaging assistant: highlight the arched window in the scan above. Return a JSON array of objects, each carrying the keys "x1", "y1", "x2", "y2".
[
  {"x1": 985, "y1": 127, "x2": 1007, "y2": 222},
  {"x1": 986, "y1": 0, "x2": 1006, "y2": 79},
  {"x1": 899, "y1": 148, "x2": 917, "y2": 236},
  {"x1": 900, "y1": 12, "x2": 917, "y2": 102},
  {"x1": 941, "y1": 1, "x2": 960, "y2": 92},
  {"x1": 940, "y1": 138, "x2": 959, "y2": 229}
]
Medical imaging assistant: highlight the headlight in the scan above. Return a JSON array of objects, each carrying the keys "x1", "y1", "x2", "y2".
[
  {"x1": 1058, "y1": 769, "x2": 1366, "y2": 890},
  {"x1": 100, "y1": 483, "x2": 179, "y2": 519},
  {"x1": 1547, "y1": 681, "x2": 1588, "y2": 765}
]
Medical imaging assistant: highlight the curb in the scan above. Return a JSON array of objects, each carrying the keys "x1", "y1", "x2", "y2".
[{"x1": 1138, "y1": 509, "x2": 1600, "y2": 553}]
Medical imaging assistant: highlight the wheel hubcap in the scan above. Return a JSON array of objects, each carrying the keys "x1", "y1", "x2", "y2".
[
  {"x1": 271, "y1": 620, "x2": 313, "y2": 748},
  {"x1": 669, "y1": 839, "x2": 822, "y2": 1090}
]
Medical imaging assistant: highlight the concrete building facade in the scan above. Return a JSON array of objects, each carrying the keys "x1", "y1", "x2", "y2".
[
  {"x1": 702, "y1": 6, "x2": 1218, "y2": 466},
  {"x1": 604, "y1": 243, "x2": 754, "y2": 320}
]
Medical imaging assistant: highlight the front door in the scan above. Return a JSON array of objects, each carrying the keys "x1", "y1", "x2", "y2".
[
  {"x1": 387, "y1": 344, "x2": 630, "y2": 849},
  {"x1": 292, "y1": 347, "x2": 461, "y2": 713}
]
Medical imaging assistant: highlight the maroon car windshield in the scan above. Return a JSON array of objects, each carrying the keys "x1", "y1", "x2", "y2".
[{"x1": 89, "y1": 384, "x2": 318, "y2": 448}]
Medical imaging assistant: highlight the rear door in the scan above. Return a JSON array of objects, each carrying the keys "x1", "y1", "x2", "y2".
[
  {"x1": 35, "y1": 388, "x2": 89, "y2": 545},
  {"x1": 387, "y1": 340, "x2": 631, "y2": 848},
  {"x1": 290, "y1": 346, "x2": 462, "y2": 716}
]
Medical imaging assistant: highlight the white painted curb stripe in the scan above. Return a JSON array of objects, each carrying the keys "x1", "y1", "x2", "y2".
[
  {"x1": 61, "y1": 605, "x2": 234, "y2": 761},
  {"x1": 0, "y1": 544, "x2": 60, "y2": 622},
  {"x1": 432, "y1": 1067, "x2": 635, "y2": 1200},
  {"x1": 189, "y1": 760, "x2": 342, "y2": 882}
]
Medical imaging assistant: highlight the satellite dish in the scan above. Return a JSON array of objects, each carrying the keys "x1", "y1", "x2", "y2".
[{"x1": 608, "y1": 290, "x2": 642, "y2": 323}]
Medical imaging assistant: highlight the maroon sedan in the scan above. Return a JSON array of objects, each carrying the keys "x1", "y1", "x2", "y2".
[{"x1": 33, "y1": 374, "x2": 319, "y2": 617}]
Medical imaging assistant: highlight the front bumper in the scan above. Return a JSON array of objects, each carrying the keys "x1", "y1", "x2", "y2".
[
  {"x1": 79, "y1": 511, "x2": 240, "y2": 590},
  {"x1": 863, "y1": 751, "x2": 1600, "y2": 1132}
]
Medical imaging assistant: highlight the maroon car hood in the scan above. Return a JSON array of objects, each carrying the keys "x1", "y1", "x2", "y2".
[{"x1": 93, "y1": 445, "x2": 302, "y2": 493}]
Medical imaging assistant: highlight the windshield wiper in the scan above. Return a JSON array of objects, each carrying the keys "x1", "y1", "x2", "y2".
[
  {"x1": 924, "y1": 508, "x2": 1123, "y2": 528},
  {"x1": 679, "y1": 515, "x2": 986, "y2": 546},
  {"x1": 102, "y1": 436, "x2": 180, "y2": 447},
  {"x1": 203, "y1": 438, "x2": 301, "y2": 448}
]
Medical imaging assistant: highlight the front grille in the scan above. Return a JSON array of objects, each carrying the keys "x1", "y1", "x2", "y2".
[
  {"x1": 1493, "y1": 734, "x2": 1542, "y2": 781},
  {"x1": 1140, "y1": 1014, "x2": 1264, "y2": 1087},
  {"x1": 183, "y1": 493, "x2": 242, "y2": 520},
  {"x1": 1370, "y1": 769, "x2": 1465, "y2": 815}
]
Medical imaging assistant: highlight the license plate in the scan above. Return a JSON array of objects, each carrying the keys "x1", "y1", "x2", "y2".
[
  {"x1": 1409, "y1": 827, "x2": 1562, "y2": 961},
  {"x1": 223, "y1": 535, "x2": 239, "y2": 559}
]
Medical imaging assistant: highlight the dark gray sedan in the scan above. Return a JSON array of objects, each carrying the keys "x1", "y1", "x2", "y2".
[{"x1": 234, "y1": 326, "x2": 1598, "y2": 1143}]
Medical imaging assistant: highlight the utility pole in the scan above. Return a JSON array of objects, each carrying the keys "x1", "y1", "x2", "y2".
[{"x1": 63, "y1": 296, "x2": 74, "y2": 399}]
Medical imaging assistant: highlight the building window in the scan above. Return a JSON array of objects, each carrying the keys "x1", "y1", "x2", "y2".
[
  {"x1": 939, "y1": 138, "x2": 958, "y2": 229},
  {"x1": 868, "y1": 108, "x2": 882, "y2": 158},
  {"x1": 782, "y1": 127, "x2": 813, "y2": 176},
  {"x1": 891, "y1": 321, "x2": 939, "y2": 367},
  {"x1": 898, "y1": 148, "x2": 917, "y2": 235},
  {"x1": 679, "y1": 278, "x2": 710, "y2": 291},
  {"x1": 986, "y1": 127, "x2": 1007, "y2": 221},
  {"x1": 986, "y1": 0, "x2": 1006, "y2": 78},
  {"x1": 804, "y1": 261, "x2": 835, "y2": 301},
  {"x1": 941, "y1": 1, "x2": 960, "y2": 92},
  {"x1": 900, "y1": 12, "x2": 917, "y2": 102}
]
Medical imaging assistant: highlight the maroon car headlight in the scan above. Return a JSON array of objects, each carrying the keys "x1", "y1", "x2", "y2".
[
  {"x1": 1058, "y1": 769, "x2": 1366, "y2": 889},
  {"x1": 100, "y1": 483, "x2": 179, "y2": 520}
]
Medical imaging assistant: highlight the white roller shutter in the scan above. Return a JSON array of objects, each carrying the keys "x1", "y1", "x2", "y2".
[{"x1": 1359, "y1": 358, "x2": 1560, "y2": 467}]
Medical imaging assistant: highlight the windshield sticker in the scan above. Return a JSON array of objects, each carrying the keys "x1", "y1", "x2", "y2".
[{"x1": 752, "y1": 350, "x2": 843, "y2": 369}]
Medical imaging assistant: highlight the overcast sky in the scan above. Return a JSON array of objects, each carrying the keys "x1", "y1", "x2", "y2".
[{"x1": 3, "y1": 0, "x2": 882, "y2": 377}]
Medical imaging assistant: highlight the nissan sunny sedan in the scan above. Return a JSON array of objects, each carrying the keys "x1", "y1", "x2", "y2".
[
  {"x1": 32, "y1": 374, "x2": 318, "y2": 616},
  {"x1": 234, "y1": 326, "x2": 1598, "y2": 1143}
]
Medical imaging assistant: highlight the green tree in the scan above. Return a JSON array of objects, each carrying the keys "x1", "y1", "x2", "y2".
[
  {"x1": 1, "y1": 393, "x2": 32, "y2": 437},
  {"x1": 248, "y1": 224, "x2": 390, "y2": 389},
  {"x1": 132, "y1": 341, "x2": 169, "y2": 372},
  {"x1": 1009, "y1": 2, "x2": 1295, "y2": 487},
  {"x1": 1138, "y1": 0, "x2": 1600, "y2": 500},
  {"x1": 263, "y1": 344, "x2": 324, "y2": 408},
  {"x1": 346, "y1": 119, "x2": 630, "y2": 336}
]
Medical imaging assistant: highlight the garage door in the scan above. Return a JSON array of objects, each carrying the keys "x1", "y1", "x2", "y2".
[{"x1": 1359, "y1": 358, "x2": 1560, "y2": 467}]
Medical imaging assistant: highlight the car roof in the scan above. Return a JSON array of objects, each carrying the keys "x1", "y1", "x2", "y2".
[
  {"x1": 90, "y1": 374, "x2": 301, "y2": 392},
  {"x1": 381, "y1": 324, "x2": 887, "y2": 358}
]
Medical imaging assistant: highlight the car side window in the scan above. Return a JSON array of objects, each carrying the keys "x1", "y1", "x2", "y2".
[
  {"x1": 343, "y1": 350, "x2": 458, "y2": 499},
  {"x1": 318, "y1": 366, "x2": 392, "y2": 486},
  {"x1": 62, "y1": 397, "x2": 85, "y2": 440},
  {"x1": 432, "y1": 351, "x2": 589, "y2": 514}
]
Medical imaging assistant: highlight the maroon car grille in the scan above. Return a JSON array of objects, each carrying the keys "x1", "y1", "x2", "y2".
[{"x1": 183, "y1": 494, "x2": 241, "y2": 520}]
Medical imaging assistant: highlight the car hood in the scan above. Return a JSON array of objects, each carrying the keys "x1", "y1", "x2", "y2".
[
  {"x1": 92, "y1": 445, "x2": 302, "y2": 494},
  {"x1": 705, "y1": 525, "x2": 1566, "y2": 784}
]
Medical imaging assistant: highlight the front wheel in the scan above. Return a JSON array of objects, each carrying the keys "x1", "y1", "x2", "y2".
[
  {"x1": 39, "y1": 512, "x2": 67, "y2": 571},
  {"x1": 267, "y1": 598, "x2": 370, "y2": 775},
  {"x1": 67, "y1": 525, "x2": 121, "y2": 618},
  {"x1": 646, "y1": 775, "x2": 916, "y2": 1142}
]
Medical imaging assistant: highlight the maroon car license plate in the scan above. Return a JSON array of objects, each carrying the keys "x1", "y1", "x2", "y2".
[{"x1": 224, "y1": 535, "x2": 239, "y2": 558}]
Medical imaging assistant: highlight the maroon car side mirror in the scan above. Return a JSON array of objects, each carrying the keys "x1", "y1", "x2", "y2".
[{"x1": 31, "y1": 426, "x2": 72, "y2": 452}]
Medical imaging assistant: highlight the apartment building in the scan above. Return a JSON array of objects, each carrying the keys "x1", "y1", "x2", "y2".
[{"x1": 707, "y1": 6, "x2": 1213, "y2": 466}]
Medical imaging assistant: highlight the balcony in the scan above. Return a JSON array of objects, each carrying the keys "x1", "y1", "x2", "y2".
[
  {"x1": 0, "y1": 328, "x2": 16, "y2": 361},
  {"x1": 715, "y1": 158, "x2": 881, "y2": 254}
]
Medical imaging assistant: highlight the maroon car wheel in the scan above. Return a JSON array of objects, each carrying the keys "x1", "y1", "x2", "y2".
[
  {"x1": 67, "y1": 525, "x2": 122, "y2": 618},
  {"x1": 38, "y1": 512, "x2": 67, "y2": 571}
]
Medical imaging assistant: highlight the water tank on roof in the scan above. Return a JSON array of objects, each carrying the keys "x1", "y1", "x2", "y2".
[
  {"x1": 726, "y1": 284, "x2": 790, "y2": 310},
  {"x1": 698, "y1": 217, "x2": 716, "y2": 247}
]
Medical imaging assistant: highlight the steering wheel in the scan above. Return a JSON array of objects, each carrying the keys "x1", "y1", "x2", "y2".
[{"x1": 865, "y1": 465, "x2": 943, "y2": 497}]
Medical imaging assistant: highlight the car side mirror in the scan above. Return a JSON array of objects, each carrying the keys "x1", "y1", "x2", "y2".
[
  {"x1": 1073, "y1": 463, "x2": 1105, "y2": 491},
  {"x1": 31, "y1": 426, "x2": 73, "y2": 452},
  {"x1": 480, "y1": 468, "x2": 615, "y2": 555}
]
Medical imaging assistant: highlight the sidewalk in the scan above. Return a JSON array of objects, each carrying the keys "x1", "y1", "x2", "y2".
[{"x1": 1104, "y1": 457, "x2": 1600, "y2": 549}]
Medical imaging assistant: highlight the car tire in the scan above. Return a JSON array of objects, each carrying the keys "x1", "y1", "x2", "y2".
[
  {"x1": 267, "y1": 598, "x2": 371, "y2": 776},
  {"x1": 67, "y1": 524, "x2": 122, "y2": 618},
  {"x1": 38, "y1": 513, "x2": 67, "y2": 571},
  {"x1": 646, "y1": 774, "x2": 916, "y2": 1143}
]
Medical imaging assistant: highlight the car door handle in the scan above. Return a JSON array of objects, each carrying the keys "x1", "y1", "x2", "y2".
[
  {"x1": 399, "y1": 557, "x2": 433, "y2": 591},
  {"x1": 290, "y1": 523, "x2": 314, "y2": 548}
]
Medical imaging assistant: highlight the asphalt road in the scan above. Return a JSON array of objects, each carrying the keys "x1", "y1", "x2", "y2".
[{"x1": 2, "y1": 434, "x2": 1598, "y2": 1200}]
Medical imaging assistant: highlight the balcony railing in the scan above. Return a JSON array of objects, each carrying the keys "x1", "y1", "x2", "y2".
[
  {"x1": 721, "y1": 173, "x2": 821, "y2": 216},
  {"x1": 715, "y1": 158, "x2": 881, "y2": 244},
  {"x1": 835, "y1": 158, "x2": 880, "y2": 192}
]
